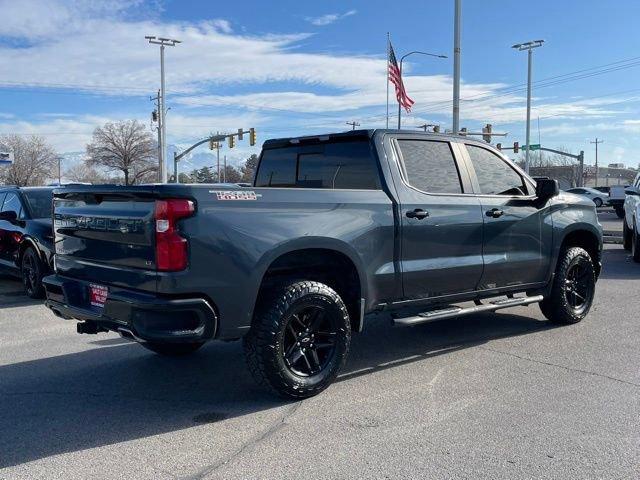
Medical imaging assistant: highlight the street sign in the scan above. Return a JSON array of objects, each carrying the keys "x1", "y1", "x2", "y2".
[
  {"x1": 0, "y1": 151, "x2": 13, "y2": 165},
  {"x1": 523, "y1": 144, "x2": 540, "y2": 151}
]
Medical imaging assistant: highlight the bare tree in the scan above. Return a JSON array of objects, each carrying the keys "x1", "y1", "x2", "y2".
[
  {"x1": 86, "y1": 120, "x2": 157, "y2": 185},
  {"x1": 0, "y1": 135, "x2": 57, "y2": 186},
  {"x1": 64, "y1": 162, "x2": 107, "y2": 184}
]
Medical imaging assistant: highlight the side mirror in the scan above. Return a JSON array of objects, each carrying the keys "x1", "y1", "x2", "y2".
[
  {"x1": 0, "y1": 210, "x2": 18, "y2": 222},
  {"x1": 535, "y1": 178, "x2": 559, "y2": 202},
  {"x1": 625, "y1": 187, "x2": 640, "y2": 196}
]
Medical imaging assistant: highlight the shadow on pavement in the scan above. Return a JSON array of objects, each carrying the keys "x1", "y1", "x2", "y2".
[{"x1": 0, "y1": 310, "x2": 554, "y2": 468}]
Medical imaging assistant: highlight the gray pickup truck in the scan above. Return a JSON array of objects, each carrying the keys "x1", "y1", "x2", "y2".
[{"x1": 44, "y1": 130, "x2": 603, "y2": 398}]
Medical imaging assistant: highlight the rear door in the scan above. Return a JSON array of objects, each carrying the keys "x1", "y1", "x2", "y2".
[
  {"x1": 462, "y1": 143, "x2": 549, "y2": 289},
  {"x1": 392, "y1": 136, "x2": 484, "y2": 299}
]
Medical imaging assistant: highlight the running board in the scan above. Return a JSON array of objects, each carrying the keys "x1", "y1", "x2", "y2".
[{"x1": 393, "y1": 295, "x2": 544, "y2": 327}]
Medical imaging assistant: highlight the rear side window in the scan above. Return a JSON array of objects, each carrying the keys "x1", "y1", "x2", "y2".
[
  {"x1": 1, "y1": 192, "x2": 24, "y2": 218},
  {"x1": 397, "y1": 140, "x2": 462, "y2": 194},
  {"x1": 255, "y1": 140, "x2": 381, "y2": 190},
  {"x1": 466, "y1": 145, "x2": 528, "y2": 196}
]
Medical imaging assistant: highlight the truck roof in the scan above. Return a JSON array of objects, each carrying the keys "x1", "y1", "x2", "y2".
[{"x1": 262, "y1": 129, "x2": 472, "y2": 149}]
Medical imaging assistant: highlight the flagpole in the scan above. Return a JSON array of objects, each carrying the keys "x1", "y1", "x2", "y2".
[{"x1": 386, "y1": 32, "x2": 390, "y2": 129}]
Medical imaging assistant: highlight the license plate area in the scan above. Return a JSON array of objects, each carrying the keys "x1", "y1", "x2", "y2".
[{"x1": 89, "y1": 283, "x2": 108, "y2": 309}]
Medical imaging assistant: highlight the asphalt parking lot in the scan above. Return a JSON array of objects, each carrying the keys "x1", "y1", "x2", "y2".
[{"x1": 1, "y1": 241, "x2": 639, "y2": 478}]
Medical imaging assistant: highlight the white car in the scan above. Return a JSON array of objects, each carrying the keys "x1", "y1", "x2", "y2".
[
  {"x1": 565, "y1": 187, "x2": 609, "y2": 207},
  {"x1": 623, "y1": 172, "x2": 640, "y2": 262}
]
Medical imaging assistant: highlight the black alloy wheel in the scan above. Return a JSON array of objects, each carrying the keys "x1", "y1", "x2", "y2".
[
  {"x1": 21, "y1": 248, "x2": 45, "y2": 299},
  {"x1": 282, "y1": 304, "x2": 338, "y2": 377},
  {"x1": 563, "y1": 260, "x2": 594, "y2": 315}
]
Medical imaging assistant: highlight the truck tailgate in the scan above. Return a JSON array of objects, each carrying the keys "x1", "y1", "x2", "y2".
[{"x1": 53, "y1": 188, "x2": 159, "y2": 291}]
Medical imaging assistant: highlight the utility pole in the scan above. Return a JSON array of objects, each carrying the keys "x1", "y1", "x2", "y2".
[
  {"x1": 346, "y1": 121, "x2": 360, "y2": 130},
  {"x1": 146, "y1": 36, "x2": 181, "y2": 183},
  {"x1": 590, "y1": 137, "x2": 603, "y2": 187},
  {"x1": 417, "y1": 124, "x2": 436, "y2": 132},
  {"x1": 452, "y1": 0, "x2": 461, "y2": 134},
  {"x1": 512, "y1": 39, "x2": 544, "y2": 174},
  {"x1": 223, "y1": 155, "x2": 227, "y2": 183},
  {"x1": 57, "y1": 156, "x2": 62, "y2": 184},
  {"x1": 215, "y1": 131, "x2": 221, "y2": 181}
]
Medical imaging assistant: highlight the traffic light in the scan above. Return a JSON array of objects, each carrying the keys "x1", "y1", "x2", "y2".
[
  {"x1": 151, "y1": 110, "x2": 158, "y2": 122},
  {"x1": 513, "y1": 141, "x2": 519, "y2": 153},
  {"x1": 249, "y1": 128, "x2": 256, "y2": 146},
  {"x1": 229, "y1": 135, "x2": 235, "y2": 148},
  {"x1": 482, "y1": 124, "x2": 492, "y2": 143},
  {"x1": 209, "y1": 139, "x2": 215, "y2": 150},
  {"x1": 433, "y1": 125, "x2": 440, "y2": 133},
  {"x1": 238, "y1": 128, "x2": 243, "y2": 140},
  {"x1": 496, "y1": 143, "x2": 502, "y2": 151}
]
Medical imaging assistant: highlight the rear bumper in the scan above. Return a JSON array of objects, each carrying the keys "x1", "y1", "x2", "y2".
[{"x1": 43, "y1": 274, "x2": 217, "y2": 343}]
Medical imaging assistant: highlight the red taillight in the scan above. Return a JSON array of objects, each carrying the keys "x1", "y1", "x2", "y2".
[{"x1": 154, "y1": 199, "x2": 195, "y2": 271}]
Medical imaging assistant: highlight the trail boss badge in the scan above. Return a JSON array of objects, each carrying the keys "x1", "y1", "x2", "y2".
[{"x1": 209, "y1": 190, "x2": 262, "y2": 201}]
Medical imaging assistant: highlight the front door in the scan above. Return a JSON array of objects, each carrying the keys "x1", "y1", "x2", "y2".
[
  {"x1": 462, "y1": 143, "x2": 549, "y2": 289},
  {"x1": 393, "y1": 138, "x2": 484, "y2": 299}
]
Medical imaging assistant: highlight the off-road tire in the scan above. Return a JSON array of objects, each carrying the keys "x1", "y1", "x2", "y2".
[
  {"x1": 540, "y1": 247, "x2": 596, "y2": 324},
  {"x1": 142, "y1": 341, "x2": 204, "y2": 356},
  {"x1": 615, "y1": 207, "x2": 625, "y2": 219},
  {"x1": 623, "y1": 220, "x2": 632, "y2": 251},
  {"x1": 21, "y1": 247, "x2": 46, "y2": 299},
  {"x1": 243, "y1": 280, "x2": 351, "y2": 399},
  {"x1": 632, "y1": 223, "x2": 640, "y2": 263}
]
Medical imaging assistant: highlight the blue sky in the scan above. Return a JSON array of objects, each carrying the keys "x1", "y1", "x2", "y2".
[{"x1": 1, "y1": 0, "x2": 639, "y2": 172}]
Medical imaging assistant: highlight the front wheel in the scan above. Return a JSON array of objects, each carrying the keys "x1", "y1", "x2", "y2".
[
  {"x1": 540, "y1": 247, "x2": 596, "y2": 324},
  {"x1": 243, "y1": 281, "x2": 351, "y2": 399},
  {"x1": 142, "y1": 341, "x2": 204, "y2": 356},
  {"x1": 593, "y1": 197, "x2": 603, "y2": 208}
]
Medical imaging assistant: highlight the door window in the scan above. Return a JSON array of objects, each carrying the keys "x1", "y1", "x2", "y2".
[
  {"x1": 397, "y1": 140, "x2": 463, "y2": 194},
  {"x1": 1, "y1": 193, "x2": 23, "y2": 218},
  {"x1": 466, "y1": 145, "x2": 529, "y2": 196}
]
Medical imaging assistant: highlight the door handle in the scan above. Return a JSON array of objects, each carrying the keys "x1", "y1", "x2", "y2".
[
  {"x1": 406, "y1": 209, "x2": 429, "y2": 219},
  {"x1": 486, "y1": 208, "x2": 504, "y2": 218}
]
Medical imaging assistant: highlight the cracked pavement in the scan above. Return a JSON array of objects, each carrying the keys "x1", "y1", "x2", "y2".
[{"x1": 1, "y1": 245, "x2": 639, "y2": 479}]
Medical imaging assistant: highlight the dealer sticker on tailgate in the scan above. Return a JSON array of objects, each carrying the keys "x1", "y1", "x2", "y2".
[{"x1": 89, "y1": 284, "x2": 108, "y2": 308}]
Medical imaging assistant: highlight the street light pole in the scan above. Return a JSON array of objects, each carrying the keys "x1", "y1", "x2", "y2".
[
  {"x1": 512, "y1": 40, "x2": 544, "y2": 175},
  {"x1": 452, "y1": 0, "x2": 461, "y2": 134},
  {"x1": 397, "y1": 51, "x2": 447, "y2": 129},
  {"x1": 146, "y1": 36, "x2": 181, "y2": 183}
]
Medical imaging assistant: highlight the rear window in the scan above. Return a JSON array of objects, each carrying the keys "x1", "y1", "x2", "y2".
[
  {"x1": 23, "y1": 189, "x2": 53, "y2": 219},
  {"x1": 254, "y1": 140, "x2": 381, "y2": 190}
]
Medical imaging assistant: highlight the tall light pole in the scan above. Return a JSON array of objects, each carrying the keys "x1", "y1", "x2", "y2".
[
  {"x1": 452, "y1": 0, "x2": 461, "y2": 134},
  {"x1": 146, "y1": 35, "x2": 180, "y2": 183},
  {"x1": 397, "y1": 51, "x2": 447, "y2": 129},
  {"x1": 512, "y1": 39, "x2": 544, "y2": 174}
]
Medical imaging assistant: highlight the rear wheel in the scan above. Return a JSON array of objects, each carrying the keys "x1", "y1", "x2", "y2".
[
  {"x1": 142, "y1": 341, "x2": 204, "y2": 356},
  {"x1": 540, "y1": 247, "x2": 596, "y2": 324},
  {"x1": 21, "y1": 247, "x2": 46, "y2": 299},
  {"x1": 243, "y1": 280, "x2": 351, "y2": 399}
]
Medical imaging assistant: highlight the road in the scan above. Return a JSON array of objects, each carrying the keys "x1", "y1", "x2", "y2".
[{"x1": 1, "y1": 244, "x2": 639, "y2": 479}]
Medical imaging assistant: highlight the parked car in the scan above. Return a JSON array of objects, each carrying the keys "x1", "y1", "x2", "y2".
[
  {"x1": 43, "y1": 130, "x2": 603, "y2": 398},
  {"x1": 565, "y1": 187, "x2": 609, "y2": 207},
  {"x1": 0, "y1": 186, "x2": 55, "y2": 297},
  {"x1": 609, "y1": 185, "x2": 628, "y2": 218},
  {"x1": 622, "y1": 172, "x2": 640, "y2": 261}
]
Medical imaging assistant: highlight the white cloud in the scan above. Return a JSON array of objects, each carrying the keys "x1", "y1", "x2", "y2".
[{"x1": 305, "y1": 10, "x2": 357, "y2": 26}]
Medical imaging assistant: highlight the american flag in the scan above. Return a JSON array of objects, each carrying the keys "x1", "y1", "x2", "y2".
[{"x1": 388, "y1": 42, "x2": 414, "y2": 113}]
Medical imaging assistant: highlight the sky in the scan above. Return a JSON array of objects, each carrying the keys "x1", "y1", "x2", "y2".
[{"x1": 1, "y1": 0, "x2": 640, "y2": 173}]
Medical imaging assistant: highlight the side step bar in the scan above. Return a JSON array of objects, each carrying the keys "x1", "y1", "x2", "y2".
[{"x1": 393, "y1": 295, "x2": 544, "y2": 327}]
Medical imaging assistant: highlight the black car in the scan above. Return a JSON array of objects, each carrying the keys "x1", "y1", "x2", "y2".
[{"x1": 0, "y1": 186, "x2": 55, "y2": 298}]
